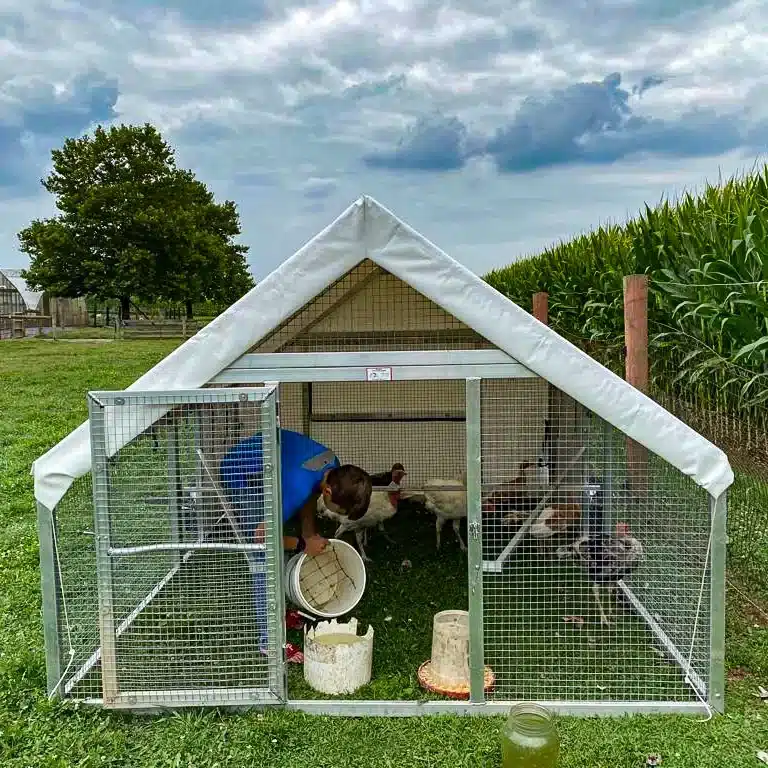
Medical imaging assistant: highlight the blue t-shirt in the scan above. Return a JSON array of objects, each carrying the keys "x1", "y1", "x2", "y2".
[{"x1": 219, "y1": 429, "x2": 339, "y2": 525}]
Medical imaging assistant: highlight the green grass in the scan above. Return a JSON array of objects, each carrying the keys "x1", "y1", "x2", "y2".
[{"x1": 2, "y1": 340, "x2": 768, "y2": 767}]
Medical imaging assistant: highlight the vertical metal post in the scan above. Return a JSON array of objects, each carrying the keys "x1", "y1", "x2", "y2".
[
  {"x1": 602, "y1": 419, "x2": 613, "y2": 535},
  {"x1": 88, "y1": 395, "x2": 119, "y2": 705},
  {"x1": 301, "y1": 383, "x2": 312, "y2": 436},
  {"x1": 167, "y1": 412, "x2": 181, "y2": 567},
  {"x1": 708, "y1": 491, "x2": 727, "y2": 713},
  {"x1": 263, "y1": 385, "x2": 286, "y2": 700},
  {"x1": 193, "y1": 407, "x2": 204, "y2": 543},
  {"x1": 465, "y1": 377, "x2": 485, "y2": 703},
  {"x1": 36, "y1": 502, "x2": 62, "y2": 696}
]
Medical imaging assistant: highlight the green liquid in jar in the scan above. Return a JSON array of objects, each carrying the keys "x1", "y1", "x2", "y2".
[{"x1": 501, "y1": 704, "x2": 560, "y2": 768}]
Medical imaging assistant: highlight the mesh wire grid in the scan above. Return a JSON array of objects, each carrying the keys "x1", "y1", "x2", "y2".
[
  {"x1": 47, "y1": 261, "x2": 719, "y2": 708},
  {"x1": 297, "y1": 547, "x2": 355, "y2": 610},
  {"x1": 480, "y1": 378, "x2": 712, "y2": 704},
  {"x1": 253, "y1": 259, "x2": 494, "y2": 354},
  {"x1": 74, "y1": 389, "x2": 281, "y2": 705}
]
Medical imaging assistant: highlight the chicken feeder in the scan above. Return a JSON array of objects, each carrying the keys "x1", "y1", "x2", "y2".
[{"x1": 303, "y1": 617, "x2": 374, "y2": 695}]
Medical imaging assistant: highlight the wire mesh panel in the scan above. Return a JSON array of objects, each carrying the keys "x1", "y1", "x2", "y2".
[
  {"x1": 87, "y1": 387, "x2": 283, "y2": 708},
  {"x1": 253, "y1": 260, "x2": 494, "y2": 354},
  {"x1": 44, "y1": 474, "x2": 103, "y2": 700},
  {"x1": 480, "y1": 378, "x2": 715, "y2": 706}
]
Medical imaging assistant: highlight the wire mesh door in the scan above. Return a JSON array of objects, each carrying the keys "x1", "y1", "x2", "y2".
[
  {"x1": 88, "y1": 387, "x2": 285, "y2": 709},
  {"x1": 478, "y1": 378, "x2": 716, "y2": 708}
]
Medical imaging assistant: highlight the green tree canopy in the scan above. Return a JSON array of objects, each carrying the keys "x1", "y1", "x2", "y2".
[{"x1": 19, "y1": 123, "x2": 253, "y2": 318}]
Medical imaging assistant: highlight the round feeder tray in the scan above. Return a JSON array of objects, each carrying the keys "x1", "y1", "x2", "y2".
[{"x1": 417, "y1": 661, "x2": 495, "y2": 700}]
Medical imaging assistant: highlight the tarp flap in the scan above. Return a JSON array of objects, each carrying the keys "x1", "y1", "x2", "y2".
[
  {"x1": 32, "y1": 195, "x2": 734, "y2": 511},
  {"x1": 32, "y1": 200, "x2": 367, "y2": 511}
]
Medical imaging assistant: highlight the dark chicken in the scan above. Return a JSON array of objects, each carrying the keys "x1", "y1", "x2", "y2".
[
  {"x1": 555, "y1": 483, "x2": 644, "y2": 626},
  {"x1": 480, "y1": 461, "x2": 541, "y2": 522}
]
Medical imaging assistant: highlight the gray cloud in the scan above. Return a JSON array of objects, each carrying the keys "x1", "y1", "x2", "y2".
[
  {"x1": 363, "y1": 72, "x2": 759, "y2": 174},
  {"x1": 103, "y1": 0, "x2": 273, "y2": 25},
  {"x1": 301, "y1": 176, "x2": 338, "y2": 199},
  {"x1": 634, "y1": 75, "x2": 665, "y2": 96},
  {"x1": 363, "y1": 113, "x2": 469, "y2": 171},
  {"x1": 0, "y1": 70, "x2": 119, "y2": 188}
]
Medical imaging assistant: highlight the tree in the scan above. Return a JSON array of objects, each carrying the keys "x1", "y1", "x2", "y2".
[{"x1": 19, "y1": 123, "x2": 253, "y2": 319}]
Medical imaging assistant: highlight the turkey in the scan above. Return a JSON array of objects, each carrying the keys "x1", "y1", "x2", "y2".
[
  {"x1": 421, "y1": 476, "x2": 468, "y2": 551},
  {"x1": 317, "y1": 480, "x2": 402, "y2": 562},
  {"x1": 555, "y1": 483, "x2": 644, "y2": 625}
]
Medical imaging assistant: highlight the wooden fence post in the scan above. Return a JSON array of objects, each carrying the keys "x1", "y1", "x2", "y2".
[
  {"x1": 623, "y1": 275, "x2": 649, "y2": 496},
  {"x1": 532, "y1": 292, "x2": 548, "y2": 325}
]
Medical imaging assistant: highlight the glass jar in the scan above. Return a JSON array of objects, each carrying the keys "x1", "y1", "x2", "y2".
[{"x1": 501, "y1": 703, "x2": 560, "y2": 767}]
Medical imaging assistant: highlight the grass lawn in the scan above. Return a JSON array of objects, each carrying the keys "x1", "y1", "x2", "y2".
[{"x1": 1, "y1": 338, "x2": 768, "y2": 767}]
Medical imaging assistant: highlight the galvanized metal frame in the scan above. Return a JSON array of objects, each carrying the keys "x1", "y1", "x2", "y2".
[
  {"x1": 79, "y1": 386, "x2": 281, "y2": 708},
  {"x1": 211, "y1": 350, "x2": 537, "y2": 384},
  {"x1": 39, "y1": 354, "x2": 726, "y2": 716},
  {"x1": 69, "y1": 697, "x2": 710, "y2": 717},
  {"x1": 209, "y1": 354, "x2": 723, "y2": 715},
  {"x1": 709, "y1": 491, "x2": 727, "y2": 713},
  {"x1": 263, "y1": 384, "x2": 287, "y2": 700},
  {"x1": 87, "y1": 393, "x2": 119, "y2": 705},
  {"x1": 36, "y1": 501, "x2": 62, "y2": 696},
  {"x1": 465, "y1": 378, "x2": 484, "y2": 703}
]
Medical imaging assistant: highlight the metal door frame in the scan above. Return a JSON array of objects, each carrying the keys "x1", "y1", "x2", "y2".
[{"x1": 87, "y1": 386, "x2": 284, "y2": 709}]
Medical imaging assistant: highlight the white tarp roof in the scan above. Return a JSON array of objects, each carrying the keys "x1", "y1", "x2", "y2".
[
  {"x1": 0, "y1": 269, "x2": 44, "y2": 310},
  {"x1": 32, "y1": 195, "x2": 733, "y2": 510}
]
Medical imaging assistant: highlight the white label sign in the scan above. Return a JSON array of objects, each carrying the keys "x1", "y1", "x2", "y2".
[{"x1": 365, "y1": 367, "x2": 393, "y2": 382}]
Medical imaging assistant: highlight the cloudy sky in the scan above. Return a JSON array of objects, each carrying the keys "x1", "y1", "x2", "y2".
[{"x1": 0, "y1": 0, "x2": 766, "y2": 278}]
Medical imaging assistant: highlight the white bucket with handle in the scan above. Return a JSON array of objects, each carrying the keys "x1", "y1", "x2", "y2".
[{"x1": 284, "y1": 538, "x2": 366, "y2": 618}]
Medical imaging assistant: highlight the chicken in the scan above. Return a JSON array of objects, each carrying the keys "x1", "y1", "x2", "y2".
[
  {"x1": 555, "y1": 486, "x2": 644, "y2": 626},
  {"x1": 529, "y1": 495, "x2": 582, "y2": 539},
  {"x1": 317, "y1": 480, "x2": 401, "y2": 562},
  {"x1": 480, "y1": 461, "x2": 543, "y2": 524},
  {"x1": 400, "y1": 474, "x2": 468, "y2": 551}
]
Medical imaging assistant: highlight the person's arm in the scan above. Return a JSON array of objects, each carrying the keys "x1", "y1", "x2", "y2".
[
  {"x1": 275, "y1": 494, "x2": 328, "y2": 556},
  {"x1": 299, "y1": 493, "x2": 318, "y2": 539}
]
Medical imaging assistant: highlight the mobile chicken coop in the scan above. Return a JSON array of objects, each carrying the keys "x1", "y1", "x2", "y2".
[{"x1": 33, "y1": 196, "x2": 732, "y2": 717}]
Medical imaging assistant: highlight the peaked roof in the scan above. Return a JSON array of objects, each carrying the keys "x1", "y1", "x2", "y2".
[
  {"x1": 0, "y1": 268, "x2": 44, "y2": 310},
  {"x1": 32, "y1": 195, "x2": 733, "y2": 511}
]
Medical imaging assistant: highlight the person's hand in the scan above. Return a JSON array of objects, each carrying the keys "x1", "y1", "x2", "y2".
[{"x1": 304, "y1": 534, "x2": 329, "y2": 557}]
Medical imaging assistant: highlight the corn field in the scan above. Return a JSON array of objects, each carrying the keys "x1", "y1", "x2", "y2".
[{"x1": 485, "y1": 164, "x2": 768, "y2": 597}]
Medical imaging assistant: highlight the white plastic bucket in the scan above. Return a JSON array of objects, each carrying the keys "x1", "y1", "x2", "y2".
[{"x1": 284, "y1": 538, "x2": 366, "y2": 618}]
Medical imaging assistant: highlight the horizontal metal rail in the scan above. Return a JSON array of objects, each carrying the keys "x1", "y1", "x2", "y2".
[
  {"x1": 73, "y1": 697, "x2": 710, "y2": 717},
  {"x1": 108, "y1": 542, "x2": 266, "y2": 556},
  {"x1": 212, "y1": 363, "x2": 535, "y2": 384},
  {"x1": 226, "y1": 350, "x2": 525, "y2": 368}
]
